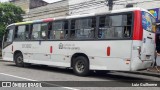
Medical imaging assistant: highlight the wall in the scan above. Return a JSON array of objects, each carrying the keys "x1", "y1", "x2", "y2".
[{"x1": 23, "y1": 0, "x2": 69, "y2": 21}]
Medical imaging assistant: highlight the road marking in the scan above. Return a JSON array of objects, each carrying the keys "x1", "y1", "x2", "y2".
[
  {"x1": 0, "y1": 73, "x2": 37, "y2": 81},
  {"x1": 0, "y1": 73, "x2": 79, "y2": 90}
]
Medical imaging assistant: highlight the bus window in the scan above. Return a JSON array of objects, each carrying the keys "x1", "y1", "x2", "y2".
[
  {"x1": 70, "y1": 20, "x2": 76, "y2": 39},
  {"x1": 14, "y1": 25, "x2": 27, "y2": 41},
  {"x1": 41, "y1": 23, "x2": 48, "y2": 40},
  {"x1": 50, "y1": 21, "x2": 64, "y2": 40},
  {"x1": 64, "y1": 21, "x2": 69, "y2": 39},
  {"x1": 47, "y1": 22, "x2": 52, "y2": 39},
  {"x1": 124, "y1": 13, "x2": 132, "y2": 38},
  {"x1": 31, "y1": 24, "x2": 41, "y2": 40},
  {"x1": 4, "y1": 29, "x2": 13, "y2": 42},
  {"x1": 3, "y1": 26, "x2": 14, "y2": 48},
  {"x1": 72, "y1": 17, "x2": 96, "y2": 40},
  {"x1": 98, "y1": 13, "x2": 132, "y2": 39},
  {"x1": 25, "y1": 25, "x2": 30, "y2": 40}
]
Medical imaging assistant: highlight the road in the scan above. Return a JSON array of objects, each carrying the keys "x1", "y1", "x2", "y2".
[{"x1": 0, "y1": 60, "x2": 160, "y2": 90}]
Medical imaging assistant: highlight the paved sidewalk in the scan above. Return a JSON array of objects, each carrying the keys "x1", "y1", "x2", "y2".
[{"x1": 147, "y1": 66, "x2": 160, "y2": 73}]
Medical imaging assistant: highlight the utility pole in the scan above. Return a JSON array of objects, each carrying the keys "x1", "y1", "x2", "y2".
[{"x1": 107, "y1": 0, "x2": 113, "y2": 11}]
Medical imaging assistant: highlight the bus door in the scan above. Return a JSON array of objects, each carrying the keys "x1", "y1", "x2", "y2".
[
  {"x1": 2, "y1": 25, "x2": 15, "y2": 61},
  {"x1": 141, "y1": 11, "x2": 156, "y2": 61}
]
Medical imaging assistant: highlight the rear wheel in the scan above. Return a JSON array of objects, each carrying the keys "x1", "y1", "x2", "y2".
[
  {"x1": 15, "y1": 53, "x2": 24, "y2": 67},
  {"x1": 73, "y1": 56, "x2": 89, "y2": 76}
]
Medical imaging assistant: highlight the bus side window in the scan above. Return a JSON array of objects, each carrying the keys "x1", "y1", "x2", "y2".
[
  {"x1": 25, "y1": 25, "x2": 30, "y2": 40},
  {"x1": 123, "y1": 13, "x2": 132, "y2": 38},
  {"x1": 50, "y1": 21, "x2": 64, "y2": 40},
  {"x1": 47, "y1": 22, "x2": 52, "y2": 39},
  {"x1": 98, "y1": 16, "x2": 107, "y2": 39},
  {"x1": 4, "y1": 28, "x2": 13, "y2": 42},
  {"x1": 41, "y1": 23, "x2": 48, "y2": 40},
  {"x1": 74, "y1": 17, "x2": 95, "y2": 40},
  {"x1": 3, "y1": 26, "x2": 14, "y2": 48},
  {"x1": 14, "y1": 25, "x2": 26, "y2": 41},
  {"x1": 70, "y1": 20, "x2": 76, "y2": 39},
  {"x1": 31, "y1": 24, "x2": 41, "y2": 40},
  {"x1": 64, "y1": 21, "x2": 69, "y2": 39}
]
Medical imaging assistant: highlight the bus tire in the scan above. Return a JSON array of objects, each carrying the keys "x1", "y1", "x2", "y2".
[
  {"x1": 73, "y1": 56, "x2": 89, "y2": 76},
  {"x1": 15, "y1": 53, "x2": 24, "y2": 67}
]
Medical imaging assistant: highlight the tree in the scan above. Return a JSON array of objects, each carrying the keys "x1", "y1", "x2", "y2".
[{"x1": 0, "y1": 3, "x2": 25, "y2": 40}]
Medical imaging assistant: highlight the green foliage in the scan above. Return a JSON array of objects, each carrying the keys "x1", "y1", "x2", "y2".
[{"x1": 0, "y1": 3, "x2": 25, "y2": 40}]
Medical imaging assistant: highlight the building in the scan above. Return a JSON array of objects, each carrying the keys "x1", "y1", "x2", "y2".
[
  {"x1": 9, "y1": 0, "x2": 48, "y2": 13},
  {"x1": 11, "y1": 0, "x2": 160, "y2": 21},
  {"x1": 23, "y1": 0, "x2": 69, "y2": 21}
]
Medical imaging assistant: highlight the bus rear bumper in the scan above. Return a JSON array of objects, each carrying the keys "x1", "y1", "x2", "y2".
[{"x1": 131, "y1": 59, "x2": 154, "y2": 71}]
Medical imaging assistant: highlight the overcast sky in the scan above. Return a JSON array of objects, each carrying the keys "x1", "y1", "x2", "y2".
[{"x1": 0, "y1": 0, "x2": 62, "y2": 3}]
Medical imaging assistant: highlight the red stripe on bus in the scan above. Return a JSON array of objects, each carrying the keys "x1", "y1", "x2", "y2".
[
  {"x1": 50, "y1": 46, "x2": 53, "y2": 53},
  {"x1": 43, "y1": 18, "x2": 54, "y2": 22},
  {"x1": 133, "y1": 10, "x2": 143, "y2": 40},
  {"x1": 107, "y1": 46, "x2": 110, "y2": 56}
]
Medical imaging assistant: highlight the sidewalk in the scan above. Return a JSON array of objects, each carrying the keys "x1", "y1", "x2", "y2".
[{"x1": 147, "y1": 66, "x2": 160, "y2": 73}]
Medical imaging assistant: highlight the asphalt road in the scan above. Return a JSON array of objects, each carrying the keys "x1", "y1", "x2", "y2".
[{"x1": 0, "y1": 60, "x2": 160, "y2": 90}]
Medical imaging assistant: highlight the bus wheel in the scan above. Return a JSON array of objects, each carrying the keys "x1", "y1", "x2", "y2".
[
  {"x1": 73, "y1": 56, "x2": 89, "y2": 76},
  {"x1": 15, "y1": 53, "x2": 24, "y2": 67}
]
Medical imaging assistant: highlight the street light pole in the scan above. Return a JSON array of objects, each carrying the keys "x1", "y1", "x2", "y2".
[{"x1": 107, "y1": 0, "x2": 113, "y2": 11}]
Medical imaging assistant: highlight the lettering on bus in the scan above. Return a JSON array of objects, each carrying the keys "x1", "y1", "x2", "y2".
[
  {"x1": 58, "y1": 43, "x2": 80, "y2": 50},
  {"x1": 22, "y1": 44, "x2": 32, "y2": 48}
]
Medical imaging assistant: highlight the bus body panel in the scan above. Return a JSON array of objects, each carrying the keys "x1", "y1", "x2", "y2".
[
  {"x1": 131, "y1": 40, "x2": 154, "y2": 70},
  {"x1": 2, "y1": 44, "x2": 13, "y2": 61},
  {"x1": 131, "y1": 10, "x2": 156, "y2": 70},
  {"x1": 11, "y1": 40, "x2": 132, "y2": 70},
  {"x1": 141, "y1": 30, "x2": 155, "y2": 60}
]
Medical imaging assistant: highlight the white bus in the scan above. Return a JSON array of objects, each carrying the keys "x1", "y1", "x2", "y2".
[{"x1": 2, "y1": 7, "x2": 156, "y2": 76}]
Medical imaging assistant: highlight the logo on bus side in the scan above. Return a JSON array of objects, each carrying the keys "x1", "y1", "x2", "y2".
[
  {"x1": 58, "y1": 43, "x2": 80, "y2": 50},
  {"x1": 59, "y1": 43, "x2": 63, "y2": 49},
  {"x1": 22, "y1": 44, "x2": 32, "y2": 48}
]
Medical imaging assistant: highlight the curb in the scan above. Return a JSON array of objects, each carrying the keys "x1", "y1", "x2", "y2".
[{"x1": 118, "y1": 70, "x2": 160, "y2": 77}]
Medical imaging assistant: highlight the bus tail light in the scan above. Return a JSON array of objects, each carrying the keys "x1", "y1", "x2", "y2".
[
  {"x1": 107, "y1": 46, "x2": 110, "y2": 56},
  {"x1": 125, "y1": 59, "x2": 130, "y2": 64},
  {"x1": 50, "y1": 46, "x2": 52, "y2": 53}
]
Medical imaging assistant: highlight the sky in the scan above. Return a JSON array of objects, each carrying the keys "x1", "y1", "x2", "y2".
[{"x1": 0, "y1": 0, "x2": 62, "y2": 3}]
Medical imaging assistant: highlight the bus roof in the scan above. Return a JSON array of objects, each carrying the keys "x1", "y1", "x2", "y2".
[{"x1": 7, "y1": 7, "x2": 151, "y2": 27}]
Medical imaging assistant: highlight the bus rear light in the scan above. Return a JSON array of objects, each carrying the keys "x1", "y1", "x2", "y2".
[
  {"x1": 107, "y1": 46, "x2": 110, "y2": 56},
  {"x1": 125, "y1": 59, "x2": 130, "y2": 64},
  {"x1": 50, "y1": 46, "x2": 52, "y2": 53}
]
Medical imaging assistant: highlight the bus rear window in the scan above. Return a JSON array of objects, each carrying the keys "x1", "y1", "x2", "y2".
[{"x1": 142, "y1": 11, "x2": 156, "y2": 33}]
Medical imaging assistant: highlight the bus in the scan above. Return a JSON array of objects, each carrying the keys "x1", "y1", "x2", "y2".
[{"x1": 2, "y1": 7, "x2": 156, "y2": 76}]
